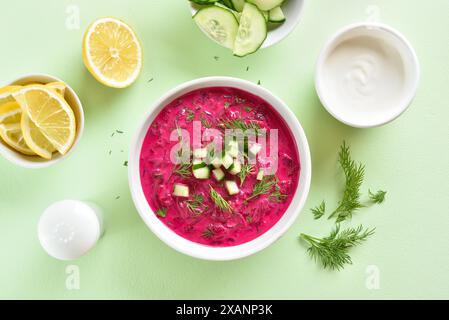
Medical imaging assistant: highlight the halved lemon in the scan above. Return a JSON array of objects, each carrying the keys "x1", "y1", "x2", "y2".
[
  {"x1": 13, "y1": 85, "x2": 76, "y2": 156},
  {"x1": 82, "y1": 17, "x2": 143, "y2": 88},
  {"x1": 0, "y1": 123, "x2": 36, "y2": 156},
  {"x1": 0, "y1": 101, "x2": 22, "y2": 125}
]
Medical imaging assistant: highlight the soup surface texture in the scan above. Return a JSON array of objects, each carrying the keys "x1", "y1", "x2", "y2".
[{"x1": 140, "y1": 87, "x2": 300, "y2": 247}]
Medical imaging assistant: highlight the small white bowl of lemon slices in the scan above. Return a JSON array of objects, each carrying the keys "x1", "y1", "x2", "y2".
[{"x1": 0, "y1": 74, "x2": 84, "y2": 168}]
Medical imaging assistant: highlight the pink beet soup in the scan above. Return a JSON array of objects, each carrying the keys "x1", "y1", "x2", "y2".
[{"x1": 140, "y1": 87, "x2": 300, "y2": 247}]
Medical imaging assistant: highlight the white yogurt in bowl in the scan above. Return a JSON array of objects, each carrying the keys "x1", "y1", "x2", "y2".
[{"x1": 315, "y1": 23, "x2": 420, "y2": 128}]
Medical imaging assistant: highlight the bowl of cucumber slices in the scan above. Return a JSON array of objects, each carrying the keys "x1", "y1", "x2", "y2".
[{"x1": 189, "y1": 0, "x2": 306, "y2": 56}]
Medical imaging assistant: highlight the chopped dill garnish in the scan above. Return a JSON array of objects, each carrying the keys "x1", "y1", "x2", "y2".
[
  {"x1": 328, "y1": 142, "x2": 365, "y2": 223},
  {"x1": 369, "y1": 190, "x2": 387, "y2": 204},
  {"x1": 201, "y1": 226, "x2": 215, "y2": 238},
  {"x1": 244, "y1": 106, "x2": 252, "y2": 112},
  {"x1": 311, "y1": 201, "x2": 326, "y2": 220},
  {"x1": 186, "y1": 194, "x2": 207, "y2": 216},
  {"x1": 220, "y1": 117, "x2": 261, "y2": 135},
  {"x1": 300, "y1": 225, "x2": 375, "y2": 270},
  {"x1": 201, "y1": 117, "x2": 212, "y2": 128},
  {"x1": 269, "y1": 184, "x2": 288, "y2": 203},
  {"x1": 123, "y1": 161, "x2": 128, "y2": 167},
  {"x1": 246, "y1": 175, "x2": 278, "y2": 202},
  {"x1": 185, "y1": 108, "x2": 195, "y2": 122},
  {"x1": 209, "y1": 186, "x2": 233, "y2": 212},
  {"x1": 172, "y1": 163, "x2": 192, "y2": 178},
  {"x1": 116, "y1": 130, "x2": 124, "y2": 134},
  {"x1": 156, "y1": 208, "x2": 167, "y2": 218},
  {"x1": 239, "y1": 162, "x2": 255, "y2": 186}
]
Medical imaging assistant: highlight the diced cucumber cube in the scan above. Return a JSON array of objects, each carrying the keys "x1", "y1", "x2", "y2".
[
  {"x1": 173, "y1": 184, "x2": 189, "y2": 197},
  {"x1": 225, "y1": 180, "x2": 240, "y2": 195},
  {"x1": 193, "y1": 148, "x2": 208, "y2": 159},
  {"x1": 229, "y1": 159, "x2": 241, "y2": 175},
  {"x1": 256, "y1": 169, "x2": 264, "y2": 181},
  {"x1": 192, "y1": 159, "x2": 207, "y2": 170},
  {"x1": 212, "y1": 168, "x2": 225, "y2": 181},
  {"x1": 222, "y1": 153, "x2": 234, "y2": 169},
  {"x1": 211, "y1": 157, "x2": 223, "y2": 168},
  {"x1": 193, "y1": 166, "x2": 210, "y2": 179},
  {"x1": 227, "y1": 140, "x2": 239, "y2": 158},
  {"x1": 249, "y1": 143, "x2": 262, "y2": 156}
]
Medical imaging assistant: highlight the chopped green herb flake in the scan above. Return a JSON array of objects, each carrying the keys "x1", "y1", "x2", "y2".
[{"x1": 156, "y1": 208, "x2": 167, "y2": 218}]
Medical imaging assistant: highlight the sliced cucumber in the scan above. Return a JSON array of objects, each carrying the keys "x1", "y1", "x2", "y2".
[
  {"x1": 191, "y1": 0, "x2": 219, "y2": 4},
  {"x1": 212, "y1": 168, "x2": 225, "y2": 181},
  {"x1": 221, "y1": 0, "x2": 235, "y2": 10},
  {"x1": 231, "y1": 0, "x2": 245, "y2": 12},
  {"x1": 229, "y1": 159, "x2": 241, "y2": 175},
  {"x1": 173, "y1": 184, "x2": 189, "y2": 197},
  {"x1": 269, "y1": 6, "x2": 285, "y2": 23},
  {"x1": 256, "y1": 168, "x2": 264, "y2": 181},
  {"x1": 222, "y1": 153, "x2": 234, "y2": 169},
  {"x1": 249, "y1": 143, "x2": 262, "y2": 156},
  {"x1": 247, "y1": 0, "x2": 284, "y2": 11},
  {"x1": 233, "y1": 3, "x2": 267, "y2": 57},
  {"x1": 194, "y1": 6, "x2": 239, "y2": 49},
  {"x1": 225, "y1": 180, "x2": 240, "y2": 195},
  {"x1": 214, "y1": 2, "x2": 241, "y2": 22},
  {"x1": 193, "y1": 148, "x2": 208, "y2": 159},
  {"x1": 262, "y1": 11, "x2": 269, "y2": 22}
]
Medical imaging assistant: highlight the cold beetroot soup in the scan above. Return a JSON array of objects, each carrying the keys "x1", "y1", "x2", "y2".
[{"x1": 139, "y1": 87, "x2": 300, "y2": 247}]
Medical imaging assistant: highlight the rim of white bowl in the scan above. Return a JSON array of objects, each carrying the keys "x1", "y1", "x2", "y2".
[
  {"x1": 189, "y1": 0, "x2": 307, "y2": 49},
  {"x1": 0, "y1": 73, "x2": 84, "y2": 168},
  {"x1": 315, "y1": 22, "x2": 420, "y2": 128},
  {"x1": 128, "y1": 76, "x2": 312, "y2": 261}
]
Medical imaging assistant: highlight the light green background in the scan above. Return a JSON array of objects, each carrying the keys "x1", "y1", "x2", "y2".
[{"x1": 1, "y1": 0, "x2": 448, "y2": 299}]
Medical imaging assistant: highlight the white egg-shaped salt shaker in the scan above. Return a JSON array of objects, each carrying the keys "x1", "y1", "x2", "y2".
[{"x1": 38, "y1": 200, "x2": 104, "y2": 260}]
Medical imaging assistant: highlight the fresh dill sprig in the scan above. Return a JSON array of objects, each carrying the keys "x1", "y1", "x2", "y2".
[
  {"x1": 239, "y1": 162, "x2": 255, "y2": 186},
  {"x1": 268, "y1": 184, "x2": 287, "y2": 203},
  {"x1": 220, "y1": 117, "x2": 261, "y2": 135},
  {"x1": 246, "y1": 175, "x2": 278, "y2": 202},
  {"x1": 311, "y1": 201, "x2": 326, "y2": 220},
  {"x1": 300, "y1": 225, "x2": 375, "y2": 270},
  {"x1": 155, "y1": 208, "x2": 167, "y2": 218},
  {"x1": 369, "y1": 190, "x2": 387, "y2": 204},
  {"x1": 172, "y1": 163, "x2": 192, "y2": 178},
  {"x1": 328, "y1": 142, "x2": 365, "y2": 223},
  {"x1": 186, "y1": 194, "x2": 207, "y2": 216},
  {"x1": 209, "y1": 186, "x2": 233, "y2": 212}
]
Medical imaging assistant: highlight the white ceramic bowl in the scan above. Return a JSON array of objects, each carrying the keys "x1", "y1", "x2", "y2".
[
  {"x1": 128, "y1": 76, "x2": 311, "y2": 261},
  {"x1": 0, "y1": 74, "x2": 84, "y2": 168},
  {"x1": 190, "y1": 0, "x2": 307, "y2": 49},
  {"x1": 315, "y1": 23, "x2": 420, "y2": 128}
]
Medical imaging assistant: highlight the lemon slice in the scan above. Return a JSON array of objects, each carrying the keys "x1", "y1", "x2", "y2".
[
  {"x1": 0, "y1": 86, "x2": 21, "y2": 105},
  {"x1": 20, "y1": 113, "x2": 56, "y2": 159},
  {"x1": 0, "y1": 123, "x2": 36, "y2": 156},
  {"x1": 0, "y1": 101, "x2": 22, "y2": 125},
  {"x1": 13, "y1": 85, "x2": 76, "y2": 156},
  {"x1": 82, "y1": 17, "x2": 142, "y2": 88},
  {"x1": 46, "y1": 82, "x2": 67, "y2": 97}
]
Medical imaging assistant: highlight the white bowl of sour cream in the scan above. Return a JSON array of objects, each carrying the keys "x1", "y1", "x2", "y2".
[{"x1": 315, "y1": 23, "x2": 420, "y2": 128}]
